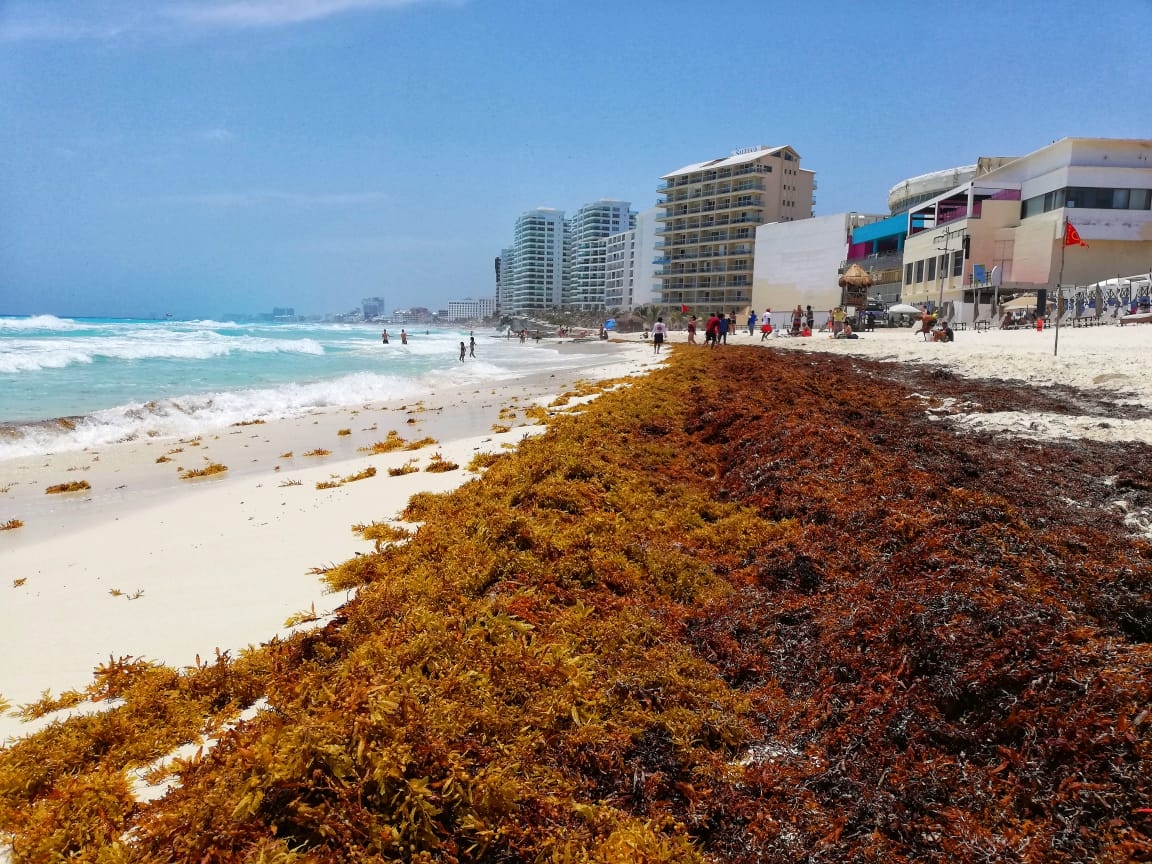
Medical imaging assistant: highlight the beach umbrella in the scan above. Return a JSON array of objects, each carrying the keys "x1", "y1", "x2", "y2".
[
  {"x1": 1001, "y1": 294, "x2": 1038, "y2": 311},
  {"x1": 603, "y1": 319, "x2": 616, "y2": 330},
  {"x1": 886, "y1": 303, "x2": 922, "y2": 315}
]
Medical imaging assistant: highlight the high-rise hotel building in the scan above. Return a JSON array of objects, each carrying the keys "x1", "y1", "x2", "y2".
[
  {"x1": 504, "y1": 208, "x2": 567, "y2": 313},
  {"x1": 566, "y1": 200, "x2": 636, "y2": 311},
  {"x1": 656, "y1": 145, "x2": 815, "y2": 312}
]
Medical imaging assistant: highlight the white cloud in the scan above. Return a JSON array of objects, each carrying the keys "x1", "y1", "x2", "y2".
[
  {"x1": 0, "y1": 0, "x2": 455, "y2": 42},
  {"x1": 165, "y1": 0, "x2": 434, "y2": 29}
]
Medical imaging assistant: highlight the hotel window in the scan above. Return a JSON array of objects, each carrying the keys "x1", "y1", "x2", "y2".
[
  {"x1": 952, "y1": 250, "x2": 963, "y2": 276},
  {"x1": 905, "y1": 263, "x2": 914, "y2": 285},
  {"x1": 914, "y1": 260, "x2": 924, "y2": 283},
  {"x1": 926, "y1": 257, "x2": 937, "y2": 282}
]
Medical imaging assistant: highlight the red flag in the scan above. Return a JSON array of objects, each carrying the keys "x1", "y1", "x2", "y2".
[
  {"x1": 1064, "y1": 221, "x2": 1088, "y2": 247},
  {"x1": 681, "y1": 304, "x2": 690, "y2": 313}
]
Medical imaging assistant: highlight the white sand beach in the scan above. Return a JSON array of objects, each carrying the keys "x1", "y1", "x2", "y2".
[{"x1": 0, "y1": 339, "x2": 663, "y2": 743}]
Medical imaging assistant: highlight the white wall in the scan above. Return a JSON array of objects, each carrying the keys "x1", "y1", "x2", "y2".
[
  {"x1": 751, "y1": 213, "x2": 853, "y2": 315},
  {"x1": 631, "y1": 207, "x2": 661, "y2": 309}
]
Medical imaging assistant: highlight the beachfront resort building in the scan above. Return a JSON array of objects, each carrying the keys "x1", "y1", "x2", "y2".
[
  {"x1": 566, "y1": 200, "x2": 636, "y2": 311},
  {"x1": 604, "y1": 207, "x2": 661, "y2": 312},
  {"x1": 898, "y1": 137, "x2": 1152, "y2": 320},
  {"x1": 655, "y1": 145, "x2": 816, "y2": 313},
  {"x1": 501, "y1": 208, "x2": 567, "y2": 314},
  {"x1": 446, "y1": 296, "x2": 496, "y2": 322}
]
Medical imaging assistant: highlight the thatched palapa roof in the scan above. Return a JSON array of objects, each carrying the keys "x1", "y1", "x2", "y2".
[{"x1": 838, "y1": 263, "x2": 873, "y2": 289}]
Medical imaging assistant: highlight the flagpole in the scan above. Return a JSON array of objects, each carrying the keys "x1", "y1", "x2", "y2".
[{"x1": 1054, "y1": 218, "x2": 1068, "y2": 357}]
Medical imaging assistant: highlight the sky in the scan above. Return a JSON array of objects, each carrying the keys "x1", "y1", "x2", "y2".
[{"x1": 1, "y1": 0, "x2": 1150, "y2": 319}]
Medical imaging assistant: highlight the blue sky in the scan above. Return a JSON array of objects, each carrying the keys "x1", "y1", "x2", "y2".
[{"x1": 2, "y1": 0, "x2": 1149, "y2": 318}]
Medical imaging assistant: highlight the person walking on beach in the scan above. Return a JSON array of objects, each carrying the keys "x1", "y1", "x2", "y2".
[
  {"x1": 792, "y1": 305, "x2": 803, "y2": 336},
  {"x1": 459, "y1": 341, "x2": 466, "y2": 362},
  {"x1": 805, "y1": 305, "x2": 814, "y2": 330},
  {"x1": 652, "y1": 316, "x2": 667, "y2": 353},
  {"x1": 719, "y1": 313, "x2": 730, "y2": 344},
  {"x1": 747, "y1": 309, "x2": 757, "y2": 336},
  {"x1": 469, "y1": 336, "x2": 476, "y2": 357},
  {"x1": 400, "y1": 329, "x2": 408, "y2": 345},
  {"x1": 705, "y1": 312, "x2": 719, "y2": 347},
  {"x1": 687, "y1": 315, "x2": 697, "y2": 344}
]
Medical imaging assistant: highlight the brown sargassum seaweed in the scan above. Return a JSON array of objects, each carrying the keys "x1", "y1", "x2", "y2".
[{"x1": 0, "y1": 347, "x2": 1149, "y2": 862}]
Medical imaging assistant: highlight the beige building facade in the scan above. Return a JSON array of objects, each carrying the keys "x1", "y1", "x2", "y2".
[
  {"x1": 900, "y1": 138, "x2": 1152, "y2": 320},
  {"x1": 655, "y1": 145, "x2": 815, "y2": 313}
]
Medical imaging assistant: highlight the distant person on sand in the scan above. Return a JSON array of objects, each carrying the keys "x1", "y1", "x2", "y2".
[
  {"x1": 687, "y1": 315, "x2": 697, "y2": 344},
  {"x1": 400, "y1": 329, "x2": 408, "y2": 345},
  {"x1": 719, "y1": 313, "x2": 730, "y2": 344},
  {"x1": 747, "y1": 309, "x2": 757, "y2": 336},
  {"x1": 459, "y1": 341, "x2": 466, "y2": 362},
  {"x1": 652, "y1": 316, "x2": 667, "y2": 353},
  {"x1": 705, "y1": 312, "x2": 720, "y2": 348},
  {"x1": 469, "y1": 336, "x2": 476, "y2": 357},
  {"x1": 381, "y1": 329, "x2": 389, "y2": 344}
]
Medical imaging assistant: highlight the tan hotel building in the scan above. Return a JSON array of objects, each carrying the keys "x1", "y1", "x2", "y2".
[{"x1": 656, "y1": 145, "x2": 815, "y2": 313}]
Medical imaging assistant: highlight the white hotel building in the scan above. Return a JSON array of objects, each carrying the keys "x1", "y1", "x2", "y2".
[
  {"x1": 566, "y1": 200, "x2": 636, "y2": 311},
  {"x1": 446, "y1": 296, "x2": 496, "y2": 321}
]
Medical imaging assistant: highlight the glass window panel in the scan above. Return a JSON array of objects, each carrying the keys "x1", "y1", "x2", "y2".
[
  {"x1": 1131, "y1": 188, "x2": 1151, "y2": 209},
  {"x1": 915, "y1": 260, "x2": 924, "y2": 282},
  {"x1": 927, "y1": 257, "x2": 937, "y2": 281},
  {"x1": 953, "y1": 250, "x2": 964, "y2": 276},
  {"x1": 905, "y1": 263, "x2": 914, "y2": 285},
  {"x1": 1114, "y1": 189, "x2": 1130, "y2": 209}
]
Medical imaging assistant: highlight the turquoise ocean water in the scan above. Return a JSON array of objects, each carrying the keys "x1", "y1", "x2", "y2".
[{"x1": 0, "y1": 316, "x2": 607, "y2": 461}]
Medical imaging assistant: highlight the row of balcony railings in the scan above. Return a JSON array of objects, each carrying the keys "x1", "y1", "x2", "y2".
[
  {"x1": 656, "y1": 181, "x2": 767, "y2": 205},
  {"x1": 662, "y1": 198, "x2": 765, "y2": 217},
  {"x1": 658, "y1": 277, "x2": 752, "y2": 289},
  {"x1": 656, "y1": 215, "x2": 763, "y2": 233},
  {"x1": 658, "y1": 265, "x2": 750, "y2": 276},
  {"x1": 656, "y1": 164, "x2": 774, "y2": 191},
  {"x1": 654, "y1": 247, "x2": 753, "y2": 262}
]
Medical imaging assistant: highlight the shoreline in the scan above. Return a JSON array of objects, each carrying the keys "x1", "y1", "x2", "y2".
[{"x1": 0, "y1": 339, "x2": 662, "y2": 742}]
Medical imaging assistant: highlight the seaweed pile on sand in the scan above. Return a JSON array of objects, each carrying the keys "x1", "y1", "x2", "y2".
[{"x1": 1, "y1": 347, "x2": 1149, "y2": 862}]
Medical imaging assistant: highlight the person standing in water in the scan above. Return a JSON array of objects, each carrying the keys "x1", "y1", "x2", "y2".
[
  {"x1": 381, "y1": 329, "x2": 389, "y2": 344},
  {"x1": 459, "y1": 341, "x2": 466, "y2": 362},
  {"x1": 400, "y1": 329, "x2": 408, "y2": 345},
  {"x1": 469, "y1": 336, "x2": 476, "y2": 357}
]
